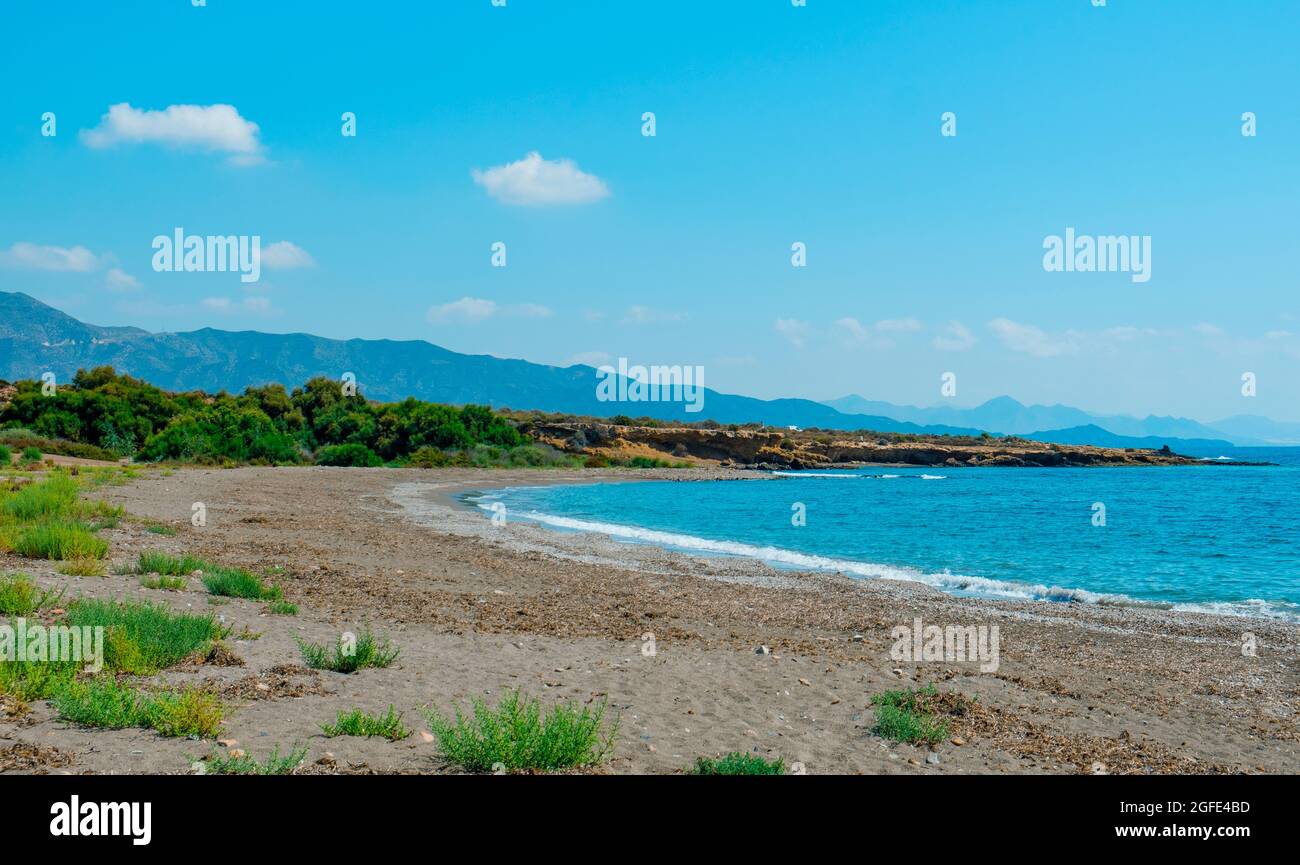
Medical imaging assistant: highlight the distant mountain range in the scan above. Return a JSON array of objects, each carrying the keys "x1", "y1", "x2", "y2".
[{"x1": 1, "y1": 291, "x2": 1293, "y2": 450}]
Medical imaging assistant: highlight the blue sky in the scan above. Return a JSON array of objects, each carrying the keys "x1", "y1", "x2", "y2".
[{"x1": 1, "y1": 0, "x2": 1298, "y2": 422}]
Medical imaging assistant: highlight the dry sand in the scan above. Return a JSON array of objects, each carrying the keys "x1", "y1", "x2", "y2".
[{"x1": 2, "y1": 466, "x2": 1296, "y2": 775}]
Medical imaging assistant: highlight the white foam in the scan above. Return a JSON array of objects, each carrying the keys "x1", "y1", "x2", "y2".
[
  {"x1": 920, "y1": 474, "x2": 946, "y2": 480},
  {"x1": 475, "y1": 499, "x2": 1300, "y2": 623},
  {"x1": 496, "y1": 506, "x2": 1144, "y2": 607},
  {"x1": 770, "y1": 471, "x2": 860, "y2": 478}
]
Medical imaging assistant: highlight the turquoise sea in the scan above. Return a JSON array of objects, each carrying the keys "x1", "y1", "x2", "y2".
[{"x1": 468, "y1": 448, "x2": 1300, "y2": 622}]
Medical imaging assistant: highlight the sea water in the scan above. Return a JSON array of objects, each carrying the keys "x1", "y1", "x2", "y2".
[{"x1": 468, "y1": 448, "x2": 1300, "y2": 622}]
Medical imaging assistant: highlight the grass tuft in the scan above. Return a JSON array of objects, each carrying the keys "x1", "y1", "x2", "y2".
[
  {"x1": 320, "y1": 705, "x2": 410, "y2": 741},
  {"x1": 51, "y1": 677, "x2": 223, "y2": 737},
  {"x1": 424, "y1": 690, "x2": 617, "y2": 773},
  {"x1": 65, "y1": 599, "x2": 227, "y2": 674},
  {"x1": 57, "y1": 557, "x2": 105, "y2": 577},
  {"x1": 202, "y1": 566, "x2": 281, "y2": 601},
  {"x1": 870, "y1": 684, "x2": 950, "y2": 745},
  {"x1": 135, "y1": 550, "x2": 208, "y2": 576},
  {"x1": 265, "y1": 599, "x2": 297, "y2": 615},
  {"x1": 12, "y1": 522, "x2": 108, "y2": 560},
  {"x1": 297, "y1": 627, "x2": 398, "y2": 673},
  {"x1": 688, "y1": 752, "x2": 786, "y2": 775},
  {"x1": 202, "y1": 744, "x2": 306, "y2": 775},
  {"x1": 0, "y1": 573, "x2": 65, "y2": 615},
  {"x1": 139, "y1": 574, "x2": 187, "y2": 591}
]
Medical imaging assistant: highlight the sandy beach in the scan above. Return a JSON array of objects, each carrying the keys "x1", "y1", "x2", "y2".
[{"x1": 2, "y1": 465, "x2": 1297, "y2": 775}]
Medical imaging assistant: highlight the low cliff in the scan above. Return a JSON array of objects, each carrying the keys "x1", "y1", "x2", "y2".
[{"x1": 525, "y1": 422, "x2": 1207, "y2": 468}]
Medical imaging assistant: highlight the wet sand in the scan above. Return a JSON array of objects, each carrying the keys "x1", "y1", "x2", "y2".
[{"x1": 2, "y1": 466, "x2": 1296, "y2": 774}]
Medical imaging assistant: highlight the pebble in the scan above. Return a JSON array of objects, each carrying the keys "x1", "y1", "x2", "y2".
[
  {"x1": 755, "y1": 645, "x2": 771, "y2": 655},
  {"x1": 926, "y1": 752, "x2": 941, "y2": 765},
  {"x1": 850, "y1": 634, "x2": 864, "y2": 642},
  {"x1": 950, "y1": 736, "x2": 965, "y2": 746}
]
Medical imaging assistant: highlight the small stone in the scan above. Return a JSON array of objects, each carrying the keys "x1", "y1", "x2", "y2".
[
  {"x1": 850, "y1": 634, "x2": 864, "y2": 643},
  {"x1": 191, "y1": 570, "x2": 203, "y2": 577},
  {"x1": 755, "y1": 646, "x2": 771, "y2": 655},
  {"x1": 420, "y1": 731, "x2": 435, "y2": 743},
  {"x1": 218, "y1": 738, "x2": 239, "y2": 747},
  {"x1": 891, "y1": 668, "x2": 904, "y2": 676},
  {"x1": 926, "y1": 752, "x2": 940, "y2": 765},
  {"x1": 797, "y1": 678, "x2": 811, "y2": 686},
  {"x1": 950, "y1": 736, "x2": 965, "y2": 746}
]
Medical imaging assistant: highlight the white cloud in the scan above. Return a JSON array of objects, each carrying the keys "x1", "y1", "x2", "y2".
[
  {"x1": 105, "y1": 268, "x2": 141, "y2": 292},
  {"x1": 874, "y1": 317, "x2": 923, "y2": 333},
  {"x1": 932, "y1": 320, "x2": 976, "y2": 352},
  {"x1": 774, "y1": 318, "x2": 813, "y2": 348},
  {"x1": 472, "y1": 151, "x2": 610, "y2": 206},
  {"x1": 202, "y1": 296, "x2": 272, "y2": 315},
  {"x1": 1193, "y1": 323, "x2": 1224, "y2": 337},
  {"x1": 622, "y1": 305, "x2": 684, "y2": 325},
  {"x1": 0, "y1": 242, "x2": 101, "y2": 272},
  {"x1": 834, "y1": 316, "x2": 920, "y2": 349},
  {"x1": 426, "y1": 296, "x2": 552, "y2": 324},
  {"x1": 428, "y1": 297, "x2": 497, "y2": 323},
  {"x1": 988, "y1": 318, "x2": 1079, "y2": 357},
  {"x1": 260, "y1": 241, "x2": 315, "y2": 270},
  {"x1": 562, "y1": 351, "x2": 611, "y2": 368},
  {"x1": 81, "y1": 103, "x2": 264, "y2": 164},
  {"x1": 512, "y1": 303, "x2": 553, "y2": 319}
]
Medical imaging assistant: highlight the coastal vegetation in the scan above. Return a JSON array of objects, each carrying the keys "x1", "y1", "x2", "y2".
[
  {"x1": 0, "y1": 366, "x2": 530, "y2": 468},
  {"x1": 0, "y1": 471, "x2": 119, "y2": 564},
  {"x1": 425, "y1": 690, "x2": 617, "y2": 773},
  {"x1": 870, "y1": 684, "x2": 951, "y2": 746},
  {"x1": 688, "y1": 752, "x2": 786, "y2": 775},
  {"x1": 320, "y1": 706, "x2": 410, "y2": 741},
  {"x1": 297, "y1": 627, "x2": 399, "y2": 672},
  {"x1": 199, "y1": 744, "x2": 307, "y2": 775}
]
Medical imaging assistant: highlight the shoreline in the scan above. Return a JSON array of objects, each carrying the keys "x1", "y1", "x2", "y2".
[
  {"x1": 3, "y1": 465, "x2": 1294, "y2": 775},
  {"x1": 426, "y1": 468, "x2": 1297, "y2": 627}
]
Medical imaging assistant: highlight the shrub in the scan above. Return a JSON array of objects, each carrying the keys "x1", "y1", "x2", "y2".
[
  {"x1": 0, "y1": 658, "x2": 80, "y2": 701},
  {"x1": 297, "y1": 627, "x2": 398, "y2": 673},
  {"x1": 51, "y1": 677, "x2": 223, "y2": 737},
  {"x1": 320, "y1": 706, "x2": 410, "y2": 741},
  {"x1": 57, "y1": 558, "x2": 105, "y2": 577},
  {"x1": 0, "y1": 573, "x2": 64, "y2": 615},
  {"x1": 688, "y1": 752, "x2": 785, "y2": 775},
  {"x1": 140, "y1": 574, "x2": 187, "y2": 591},
  {"x1": 65, "y1": 599, "x2": 227, "y2": 674},
  {"x1": 0, "y1": 444, "x2": 10, "y2": 465},
  {"x1": 202, "y1": 565, "x2": 281, "y2": 600},
  {"x1": 425, "y1": 690, "x2": 617, "y2": 773},
  {"x1": 314, "y1": 443, "x2": 383, "y2": 467},
  {"x1": 870, "y1": 684, "x2": 950, "y2": 745},
  {"x1": 201, "y1": 744, "x2": 306, "y2": 775},
  {"x1": 12, "y1": 523, "x2": 108, "y2": 560},
  {"x1": 136, "y1": 550, "x2": 209, "y2": 575}
]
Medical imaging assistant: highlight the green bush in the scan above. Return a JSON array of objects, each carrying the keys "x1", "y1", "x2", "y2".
[
  {"x1": 870, "y1": 685, "x2": 950, "y2": 745},
  {"x1": 297, "y1": 627, "x2": 398, "y2": 673},
  {"x1": 425, "y1": 690, "x2": 617, "y2": 773},
  {"x1": 65, "y1": 599, "x2": 228, "y2": 674},
  {"x1": 689, "y1": 752, "x2": 786, "y2": 775},
  {"x1": 315, "y1": 443, "x2": 383, "y2": 467},
  {"x1": 320, "y1": 706, "x2": 410, "y2": 740},
  {"x1": 201, "y1": 744, "x2": 306, "y2": 775}
]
